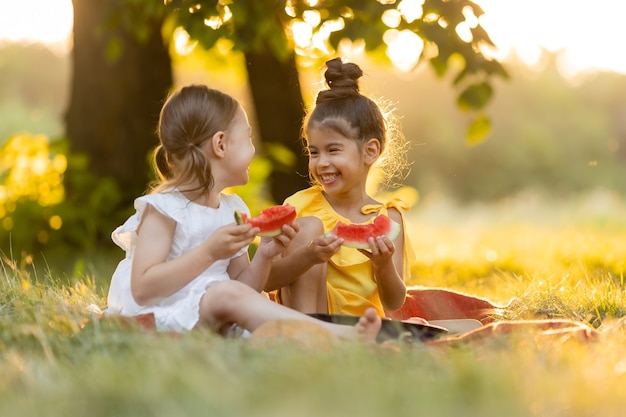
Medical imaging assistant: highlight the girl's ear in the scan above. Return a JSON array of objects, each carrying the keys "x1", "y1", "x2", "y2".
[
  {"x1": 363, "y1": 138, "x2": 381, "y2": 164},
  {"x1": 210, "y1": 131, "x2": 226, "y2": 158}
]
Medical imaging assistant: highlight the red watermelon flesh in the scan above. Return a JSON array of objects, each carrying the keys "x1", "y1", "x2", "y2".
[
  {"x1": 333, "y1": 214, "x2": 401, "y2": 249},
  {"x1": 234, "y1": 204, "x2": 297, "y2": 237}
]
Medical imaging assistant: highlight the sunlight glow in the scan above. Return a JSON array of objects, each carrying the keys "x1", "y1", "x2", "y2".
[
  {"x1": 302, "y1": 10, "x2": 321, "y2": 27},
  {"x1": 285, "y1": 2, "x2": 297, "y2": 18},
  {"x1": 291, "y1": 20, "x2": 313, "y2": 49},
  {"x1": 0, "y1": 0, "x2": 73, "y2": 52},
  {"x1": 204, "y1": 16, "x2": 223, "y2": 30},
  {"x1": 1, "y1": 0, "x2": 626, "y2": 78},
  {"x1": 173, "y1": 27, "x2": 197, "y2": 55},
  {"x1": 290, "y1": 14, "x2": 344, "y2": 58},
  {"x1": 382, "y1": 9, "x2": 402, "y2": 28},
  {"x1": 398, "y1": 0, "x2": 424, "y2": 24},
  {"x1": 461, "y1": 6, "x2": 479, "y2": 28},
  {"x1": 320, "y1": 18, "x2": 345, "y2": 34},
  {"x1": 337, "y1": 38, "x2": 366, "y2": 57},
  {"x1": 199, "y1": 4, "x2": 233, "y2": 31},
  {"x1": 339, "y1": 6, "x2": 354, "y2": 19},
  {"x1": 423, "y1": 12, "x2": 438, "y2": 23},
  {"x1": 384, "y1": 29, "x2": 424, "y2": 71},
  {"x1": 188, "y1": 4, "x2": 202, "y2": 13},
  {"x1": 455, "y1": 22, "x2": 473, "y2": 43},
  {"x1": 222, "y1": 6, "x2": 233, "y2": 23},
  {"x1": 476, "y1": 0, "x2": 626, "y2": 77}
]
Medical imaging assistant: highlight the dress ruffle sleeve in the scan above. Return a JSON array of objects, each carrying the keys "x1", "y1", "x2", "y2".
[{"x1": 111, "y1": 192, "x2": 189, "y2": 254}]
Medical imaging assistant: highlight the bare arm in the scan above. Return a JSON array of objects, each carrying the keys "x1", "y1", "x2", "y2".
[
  {"x1": 358, "y1": 208, "x2": 407, "y2": 311},
  {"x1": 130, "y1": 205, "x2": 257, "y2": 305},
  {"x1": 230, "y1": 222, "x2": 299, "y2": 292},
  {"x1": 265, "y1": 233, "x2": 343, "y2": 291}
]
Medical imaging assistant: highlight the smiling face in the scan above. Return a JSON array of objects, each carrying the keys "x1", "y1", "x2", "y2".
[{"x1": 306, "y1": 125, "x2": 371, "y2": 199}]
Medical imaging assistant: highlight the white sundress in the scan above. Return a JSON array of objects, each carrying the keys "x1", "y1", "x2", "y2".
[{"x1": 105, "y1": 189, "x2": 250, "y2": 332}]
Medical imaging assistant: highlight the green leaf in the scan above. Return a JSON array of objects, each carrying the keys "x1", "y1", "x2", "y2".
[
  {"x1": 457, "y1": 82, "x2": 492, "y2": 111},
  {"x1": 466, "y1": 114, "x2": 491, "y2": 145},
  {"x1": 429, "y1": 55, "x2": 448, "y2": 78}
]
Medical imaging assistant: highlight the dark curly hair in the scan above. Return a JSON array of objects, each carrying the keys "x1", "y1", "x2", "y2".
[{"x1": 302, "y1": 58, "x2": 409, "y2": 189}]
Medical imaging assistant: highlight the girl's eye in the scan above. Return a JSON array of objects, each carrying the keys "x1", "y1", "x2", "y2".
[
  {"x1": 308, "y1": 150, "x2": 318, "y2": 156},
  {"x1": 329, "y1": 148, "x2": 339, "y2": 153}
]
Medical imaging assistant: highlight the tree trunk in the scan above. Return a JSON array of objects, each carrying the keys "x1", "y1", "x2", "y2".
[
  {"x1": 244, "y1": 52, "x2": 310, "y2": 204},
  {"x1": 66, "y1": 0, "x2": 172, "y2": 205}
]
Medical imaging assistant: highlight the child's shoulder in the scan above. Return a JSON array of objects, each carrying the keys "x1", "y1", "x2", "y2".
[
  {"x1": 137, "y1": 189, "x2": 176, "y2": 205},
  {"x1": 130, "y1": 190, "x2": 191, "y2": 223},
  {"x1": 137, "y1": 189, "x2": 188, "y2": 208},
  {"x1": 284, "y1": 185, "x2": 324, "y2": 207},
  {"x1": 220, "y1": 192, "x2": 249, "y2": 214}
]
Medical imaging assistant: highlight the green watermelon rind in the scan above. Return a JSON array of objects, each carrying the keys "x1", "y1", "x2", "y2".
[
  {"x1": 334, "y1": 215, "x2": 401, "y2": 249},
  {"x1": 234, "y1": 210, "x2": 245, "y2": 225}
]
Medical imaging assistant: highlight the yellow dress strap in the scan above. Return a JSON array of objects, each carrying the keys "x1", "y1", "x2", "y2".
[
  {"x1": 361, "y1": 204, "x2": 382, "y2": 215},
  {"x1": 361, "y1": 198, "x2": 410, "y2": 215}
]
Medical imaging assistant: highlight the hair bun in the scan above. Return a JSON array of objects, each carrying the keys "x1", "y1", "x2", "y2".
[{"x1": 324, "y1": 57, "x2": 362, "y2": 94}]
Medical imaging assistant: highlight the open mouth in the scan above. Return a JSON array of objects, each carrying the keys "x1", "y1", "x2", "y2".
[{"x1": 319, "y1": 173, "x2": 338, "y2": 184}]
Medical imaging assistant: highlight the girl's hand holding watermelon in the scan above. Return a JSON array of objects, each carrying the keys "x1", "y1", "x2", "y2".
[
  {"x1": 204, "y1": 222, "x2": 260, "y2": 261},
  {"x1": 235, "y1": 204, "x2": 300, "y2": 259},
  {"x1": 304, "y1": 233, "x2": 344, "y2": 265},
  {"x1": 255, "y1": 221, "x2": 299, "y2": 259},
  {"x1": 355, "y1": 235, "x2": 396, "y2": 268}
]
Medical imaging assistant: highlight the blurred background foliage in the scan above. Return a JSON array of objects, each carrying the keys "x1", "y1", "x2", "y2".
[
  {"x1": 395, "y1": 52, "x2": 626, "y2": 200},
  {"x1": 1, "y1": 42, "x2": 626, "y2": 278},
  {"x1": 0, "y1": 44, "x2": 68, "y2": 141}
]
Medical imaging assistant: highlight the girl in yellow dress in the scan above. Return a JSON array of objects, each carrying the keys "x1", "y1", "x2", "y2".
[
  {"x1": 267, "y1": 58, "x2": 413, "y2": 317},
  {"x1": 264, "y1": 59, "x2": 600, "y2": 346}
]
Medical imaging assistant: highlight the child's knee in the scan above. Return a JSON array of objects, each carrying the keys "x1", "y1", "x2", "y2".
[
  {"x1": 297, "y1": 216, "x2": 324, "y2": 238},
  {"x1": 209, "y1": 280, "x2": 248, "y2": 301},
  {"x1": 200, "y1": 280, "x2": 246, "y2": 319}
]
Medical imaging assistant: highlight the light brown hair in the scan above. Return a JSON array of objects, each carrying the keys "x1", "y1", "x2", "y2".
[{"x1": 151, "y1": 85, "x2": 240, "y2": 197}]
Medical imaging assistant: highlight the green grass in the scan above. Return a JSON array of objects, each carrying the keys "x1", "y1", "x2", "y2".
[{"x1": 2, "y1": 190, "x2": 626, "y2": 416}]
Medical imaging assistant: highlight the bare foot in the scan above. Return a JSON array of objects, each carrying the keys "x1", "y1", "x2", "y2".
[
  {"x1": 320, "y1": 308, "x2": 382, "y2": 343},
  {"x1": 354, "y1": 308, "x2": 382, "y2": 342}
]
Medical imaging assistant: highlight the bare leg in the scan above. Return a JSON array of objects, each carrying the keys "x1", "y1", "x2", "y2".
[
  {"x1": 198, "y1": 280, "x2": 380, "y2": 342},
  {"x1": 278, "y1": 216, "x2": 328, "y2": 314}
]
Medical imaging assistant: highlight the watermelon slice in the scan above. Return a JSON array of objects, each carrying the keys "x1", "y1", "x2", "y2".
[
  {"x1": 234, "y1": 204, "x2": 297, "y2": 237},
  {"x1": 332, "y1": 214, "x2": 401, "y2": 249}
]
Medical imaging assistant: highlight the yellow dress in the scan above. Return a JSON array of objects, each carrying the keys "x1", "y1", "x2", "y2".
[{"x1": 284, "y1": 185, "x2": 415, "y2": 317}]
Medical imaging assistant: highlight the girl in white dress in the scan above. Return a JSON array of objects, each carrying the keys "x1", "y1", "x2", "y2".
[{"x1": 106, "y1": 84, "x2": 381, "y2": 340}]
